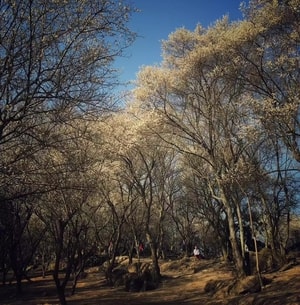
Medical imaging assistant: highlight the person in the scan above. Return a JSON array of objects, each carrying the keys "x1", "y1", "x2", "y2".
[
  {"x1": 193, "y1": 245, "x2": 200, "y2": 260},
  {"x1": 139, "y1": 242, "x2": 144, "y2": 255}
]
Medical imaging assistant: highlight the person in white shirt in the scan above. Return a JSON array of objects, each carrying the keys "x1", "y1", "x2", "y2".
[{"x1": 193, "y1": 245, "x2": 200, "y2": 260}]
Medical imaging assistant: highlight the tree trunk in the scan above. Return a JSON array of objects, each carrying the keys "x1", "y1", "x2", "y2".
[
  {"x1": 56, "y1": 285, "x2": 67, "y2": 305},
  {"x1": 236, "y1": 202, "x2": 245, "y2": 258},
  {"x1": 71, "y1": 262, "x2": 84, "y2": 296},
  {"x1": 52, "y1": 220, "x2": 71, "y2": 305},
  {"x1": 260, "y1": 195, "x2": 283, "y2": 263},
  {"x1": 220, "y1": 242, "x2": 229, "y2": 261},
  {"x1": 225, "y1": 204, "x2": 246, "y2": 278},
  {"x1": 247, "y1": 196, "x2": 263, "y2": 288},
  {"x1": 146, "y1": 232, "x2": 161, "y2": 283},
  {"x1": 41, "y1": 251, "x2": 49, "y2": 278},
  {"x1": 106, "y1": 222, "x2": 123, "y2": 286},
  {"x1": 15, "y1": 272, "x2": 23, "y2": 295},
  {"x1": 53, "y1": 261, "x2": 73, "y2": 305},
  {"x1": 157, "y1": 227, "x2": 166, "y2": 259},
  {"x1": 1, "y1": 265, "x2": 7, "y2": 285},
  {"x1": 53, "y1": 266, "x2": 68, "y2": 305},
  {"x1": 128, "y1": 242, "x2": 135, "y2": 264}
]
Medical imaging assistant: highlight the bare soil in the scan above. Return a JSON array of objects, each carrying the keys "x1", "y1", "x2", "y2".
[{"x1": 1, "y1": 256, "x2": 300, "y2": 305}]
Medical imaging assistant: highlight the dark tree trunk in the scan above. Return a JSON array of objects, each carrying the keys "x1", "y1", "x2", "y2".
[
  {"x1": 105, "y1": 222, "x2": 123, "y2": 286},
  {"x1": 1, "y1": 268, "x2": 7, "y2": 285},
  {"x1": 226, "y1": 204, "x2": 246, "y2": 278},
  {"x1": 52, "y1": 220, "x2": 72, "y2": 305},
  {"x1": 146, "y1": 233, "x2": 161, "y2": 283},
  {"x1": 56, "y1": 285, "x2": 67, "y2": 305},
  {"x1": 15, "y1": 272, "x2": 23, "y2": 295},
  {"x1": 128, "y1": 242, "x2": 135, "y2": 264}
]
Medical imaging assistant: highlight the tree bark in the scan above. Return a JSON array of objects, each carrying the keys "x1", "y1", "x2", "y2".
[
  {"x1": 56, "y1": 285, "x2": 67, "y2": 305},
  {"x1": 225, "y1": 203, "x2": 246, "y2": 278},
  {"x1": 146, "y1": 232, "x2": 161, "y2": 283}
]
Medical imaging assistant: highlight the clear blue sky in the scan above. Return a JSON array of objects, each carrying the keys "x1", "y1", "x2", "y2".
[{"x1": 115, "y1": 0, "x2": 246, "y2": 91}]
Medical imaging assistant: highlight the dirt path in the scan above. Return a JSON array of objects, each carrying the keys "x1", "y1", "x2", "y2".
[{"x1": 1, "y1": 257, "x2": 300, "y2": 305}]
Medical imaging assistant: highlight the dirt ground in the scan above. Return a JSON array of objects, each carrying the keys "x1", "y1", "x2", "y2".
[{"x1": 1, "y1": 256, "x2": 300, "y2": 305}]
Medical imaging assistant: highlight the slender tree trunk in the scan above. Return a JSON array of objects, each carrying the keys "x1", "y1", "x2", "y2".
[
  {"x1": 146, "y1": 232, "x2": 160, "y2": 282},
  {"x1": 15, "y1": 272, "x2": 23, "y2": 295},
  {"x1": 53, "y1": 265, "x2": 68, "y2": 305},
  {"x1": 225, "y1": 204, "x2": 246, "y2": 278},
  {"x1": 236, "y1": 202, "x2": 245, "y2": 258},
  {"x1": 218, "y1": 183, "x2": 246, "y2": 278},
  {"x1": 220, "y1": 241, "x2": 229, "y2": 261},
  {"x1": 247, "y1": 197, "x2": 263, "y2": 288},
  {"x1": 106, "y1": 222, "x2": 122, "y2": 286},
  {"x1": 41, "y1": 251, "x2": 49, "y2": 278},
  {"x1": 260, "y1": 195, "x2": 282, "y2": 263},
  {"x1": 53, "y1": 260, "x2": 73, "y2": 305},
  {"x1": 52, "y1": 220, "x2": 71, "y2": 305},
  {"x1": 1, "y1": 264, "x2": 7, "y2": 285},
  {"x1": 128, "y1": 240, "x2": 135, "y2": 264},
  {"x1": 56, "y1": 285, "x2": 67, "y2": 305},
  {"x1": 157, "y1": 214, "x2": 166, "y2": 259},
  {"x1": 71, "y1": 254, "x2": 84, "y2": 296}
]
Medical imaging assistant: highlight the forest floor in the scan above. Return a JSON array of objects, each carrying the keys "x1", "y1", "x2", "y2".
[{"x1": 1, "y1": 254, "x2": 300, "y2": 305}]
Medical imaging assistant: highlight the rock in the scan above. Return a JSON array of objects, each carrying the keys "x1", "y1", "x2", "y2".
[
  {"x1": 204, "y1": 279, "x2": 228, "y2": 295},
  {"x1": 249, "y1": 248, "x2": 279, "y2": 273},
  {"x1": 127, "y1": 263, "x2": 138, "y2": 274},
  {"x1": 229, "y1": 275, "x2": 270, "y2": 295},
  {"x1": 233, "y1": 275, "x2": 262, "y2": 294},
  {"x1": 111, "y1": 267, "x2": 127, "y2": 286},
  {"x1": 124, "y1": 273, "x2": 143, "y2": 292}
]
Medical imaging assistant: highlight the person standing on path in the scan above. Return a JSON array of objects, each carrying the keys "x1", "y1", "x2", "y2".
[{"x1": 193, "y1": 245, "x2": 200, "y2": 260}]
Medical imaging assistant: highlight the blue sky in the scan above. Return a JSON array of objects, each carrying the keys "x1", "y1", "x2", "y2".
[{"x1": 115, "y1": 0, "x2": 246, "y2": 91}]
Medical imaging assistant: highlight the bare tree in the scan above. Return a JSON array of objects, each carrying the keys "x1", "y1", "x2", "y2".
[
  {"x1": 0, "y1": 0, "x2": 136, "y2": 303},
  {"x1": 239, "y1": 0, "x2": 300, "y2": 163},
  {"x1": 133, "y1": 1, "x2": 300, "y2": 278},
  {"x1": 134, "y1": 23, "x2": 254, "y2": 277},
  {"x1": 35, "y1": 122, "x2": 104, "y2": 305}
]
